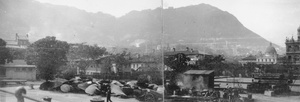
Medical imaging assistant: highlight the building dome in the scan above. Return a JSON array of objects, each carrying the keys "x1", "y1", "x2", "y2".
[{"x1": 265, "y1": 43, "x2": 277, "y2": 56}]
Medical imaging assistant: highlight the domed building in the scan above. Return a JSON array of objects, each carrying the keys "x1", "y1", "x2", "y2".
[
  {"x1": 285, "y1": 25, "x2": 300, "y2": 64},
  {"x1": 256, "y1": 43, "x2": 278, "y2": 64},
  {"x1": 239, "y1": 43, "x2": 278, "y2": 65}
]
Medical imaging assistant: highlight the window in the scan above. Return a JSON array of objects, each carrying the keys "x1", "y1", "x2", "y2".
[
  {"x1": 15, "y1": 68, "x2": 20, "y2": 72},
  {"x1": 28, "y1": 68, "x2": 33, "y2": 71},
  {"x1": 0, "y1": 68, "x2": 6, "y2": 76},
  {"x1": 22, "y1": 68, "x2": 26, "y2": 71}
]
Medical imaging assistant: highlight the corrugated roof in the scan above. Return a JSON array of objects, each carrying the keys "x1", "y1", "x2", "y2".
[{"x1": 184, "y1": 70, "x2": 214, "y2": 75}]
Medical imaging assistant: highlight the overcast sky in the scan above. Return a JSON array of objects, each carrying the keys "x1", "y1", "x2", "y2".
[{"x1": 36, "y1": 0, "x2": 300, "y2": 47}]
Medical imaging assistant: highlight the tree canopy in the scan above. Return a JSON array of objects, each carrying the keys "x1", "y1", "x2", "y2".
[
  {"x1": 25, "y1": 36, "x2": 69, "y2": 81},
  {"x1": 164, "y1": 53, "x2": 191, "y2": 73},
  {"x1": 67, "y1": 44, "x2": 107, "y2": 75},
  {"x1": 0, "y1": 38, "x2": 12, "y2": 64}
]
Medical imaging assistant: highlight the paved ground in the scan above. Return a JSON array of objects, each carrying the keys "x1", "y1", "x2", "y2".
[{"x1": 0, "y1": 84, "x2": 139, "y2": 102}]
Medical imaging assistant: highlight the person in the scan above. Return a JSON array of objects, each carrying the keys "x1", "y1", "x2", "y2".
[
  {"x1": 15, "y1": 86, "x2": 26, "y2": 102},
  {"x1": 106, "y1": 86, "x2": 112, "y2": 102}
]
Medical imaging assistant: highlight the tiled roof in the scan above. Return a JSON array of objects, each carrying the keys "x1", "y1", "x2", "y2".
[
  {"x1": 164, "y1": 50, "x2": 202, "y2": 56},
  {"x1": 5, "y1": 60, "x2": 28, "y2": 65},
  {"x1": 18, "y1": 35, "x2": 28, "y2": 40},
  {"x1": 0, "y1": 65, "x2": 36, "y2": 68},
  {"x1": 5, "y1": 40, "x2": 18, "y2": 45},
  {"x1": 184, "y1": 70, "x2": 214, "y2": 75},
  {"x1": 0, "y1": 59, "x2": 36, "y2": 68},
  {"x1": 242, "y1": 55, "x2": 256, "y2": 60}
]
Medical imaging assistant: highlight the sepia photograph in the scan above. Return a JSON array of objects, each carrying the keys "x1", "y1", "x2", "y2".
[{"x1": 0, "y1": 0, "x2": 300, "y2": 102}]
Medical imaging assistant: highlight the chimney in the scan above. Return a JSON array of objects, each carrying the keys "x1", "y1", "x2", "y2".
[{"x1": 173, "y1": 48, "x2": 176, "y2": 52}]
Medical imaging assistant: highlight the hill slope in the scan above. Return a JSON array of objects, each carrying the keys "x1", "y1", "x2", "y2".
[{"x1": 0, "y1": 0, "x2": 282, "y2": 55}]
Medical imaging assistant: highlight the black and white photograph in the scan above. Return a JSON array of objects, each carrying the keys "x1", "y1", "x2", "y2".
[{"x1": 0, "y1": 0, "x2": 300, "y2": 102}]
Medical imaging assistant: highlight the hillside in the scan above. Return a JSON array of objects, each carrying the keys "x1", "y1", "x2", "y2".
[{"x1": 0, "y1": 0, "x2": 283, "y2": 55}]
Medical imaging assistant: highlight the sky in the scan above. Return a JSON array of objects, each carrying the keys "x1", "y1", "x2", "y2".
[{"x1": 36, "y1": 0, "x2": 300, "y2": 47}]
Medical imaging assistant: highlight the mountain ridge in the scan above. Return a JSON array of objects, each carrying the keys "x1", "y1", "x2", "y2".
[{"x1": 0, "y1": 0, "x2": 284, "y2": 55}]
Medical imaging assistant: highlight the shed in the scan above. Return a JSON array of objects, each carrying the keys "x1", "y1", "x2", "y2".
[{"x1": 184, "y1": 70, "x2": 214, "y2": 89}]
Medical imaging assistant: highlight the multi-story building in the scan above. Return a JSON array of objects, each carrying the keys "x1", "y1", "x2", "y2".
[
  {"x1": 164, "y1": 47, "x2": 211, "y2": 70},
  {"x1": 5, "y1": 33, "x2": 30, "y2": 49},
  {"x1": 129, "y1": 54, "x2": 159, "y2": 71},
  {"x1": 285, "y1": 26, "x2": 300, "y2": 64}
]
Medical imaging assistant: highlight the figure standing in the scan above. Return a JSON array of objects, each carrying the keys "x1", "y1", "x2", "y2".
[
  {"x1": 106, "y1": 86, "x2": 112, "y2": 102},
  {"x1": 15, "y1": 86, "x2": 26, "y2": 102}
]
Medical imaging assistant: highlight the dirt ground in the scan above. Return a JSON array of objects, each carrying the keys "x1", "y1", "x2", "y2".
[
  {"x1": 0, "y1": 83, "x2": 139, "y2": 102},
  {"x1": 1, "y1": 79, "x2": 300, "y2": 102}
]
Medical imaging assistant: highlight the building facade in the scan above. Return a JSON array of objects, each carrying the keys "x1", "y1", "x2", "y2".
[
  {"x1": 164, "y1": 48, "x2": 210, "y2": 70},
  {"x1": 0, "y1": 60, "x2": 36, "y2": 80},
  {"x1": 5, "y1": 33, "x2": 30, "y2": 49},
  {"x1": 285, "y1": 26, "x2": 300, "y2": 64},
  {"x1": 240, "y1": 43, "x2": 278, "y2": 65}
]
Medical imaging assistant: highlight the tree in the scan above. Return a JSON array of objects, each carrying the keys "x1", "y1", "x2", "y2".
[
  {"x1": 58, "y1": 63, "x2": 77, "y2": 80},
  {"x1": 25, "y1": 36, "x2": 69, "y2": 81},
  {"x1": 164, "y1": 53, "x2": 190, "y2": 73},
  {"x1": 164, "y1": 53, "x2": 190, "y2": 85},
  {"x1": 67, "y1": 44, "x2": 106, "y2": 75},
  {"x1": 0, "y1": 38, "x2": 12, "y2": 64},
  {"x1": 242, "y1": 62, "x2": 258, "y2": 77},
  {"x1": 194, "y1": 55, "x2": 225, "y2": 75},
  {"x1": 113, "y1": 51, "x2": 130, "y2": 73}
]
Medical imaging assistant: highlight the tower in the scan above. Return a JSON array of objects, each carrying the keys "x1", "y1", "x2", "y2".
[{"x1": 285, "y1": 26, "x2": 300, "y2": 64}]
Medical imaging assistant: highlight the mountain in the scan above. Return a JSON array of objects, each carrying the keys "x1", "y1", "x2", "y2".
[{"x1": 0, "y1": 0, "x2": 283, "y2": 55}]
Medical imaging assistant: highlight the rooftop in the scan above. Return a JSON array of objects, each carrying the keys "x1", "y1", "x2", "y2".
[
  {"x1": 242, "y1": 55, "x2": 257, "y2": 60},
  {"x1": 164, "y1": 50, "x2": 204, "y2": 56},
  {"x1": 184, "y1": 70, "x2": 214, "y2": 75},
  {"x1": 0, "y1": 65, "x2": 36, "y2": 68}
]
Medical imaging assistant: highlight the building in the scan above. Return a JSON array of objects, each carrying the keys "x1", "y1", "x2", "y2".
[
  {"x1": 239, "y1": 55, "x2": 257, "y2": 65},
  {"x1": 176, "y1": 70, "x2": 214, "y2": 90},
  {"x1": 5, "y1": 33, "x2": 30, "y2": 49},
  {"x1": 129, "y1": 54, "x2": 159, "y2": 71},
  {"x1": 164, "y1": 47, "x2": 211, "y2": 70},
  {"x1": 285, "y1": 26, "x2": 300, "y2": 64},
  {"x1": 0, "y1": 60, "x2": 36, "y2": 80},
  {"x1": 256, "y1": 43, "x2": 278, "y2": 64},
  {"x1": 239, "y1": 43, "x2": 278, "y2": 65}
]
